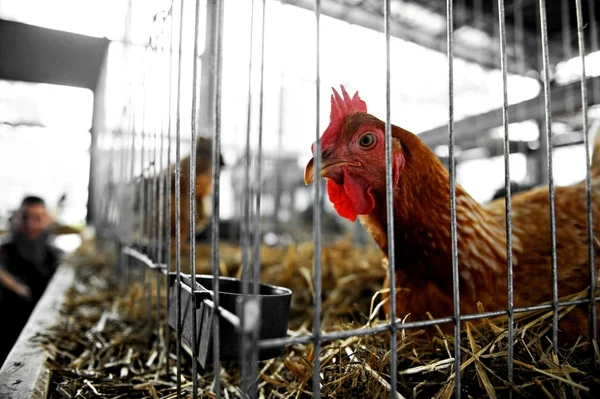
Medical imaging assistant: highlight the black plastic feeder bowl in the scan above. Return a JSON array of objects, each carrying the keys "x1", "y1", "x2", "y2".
[{"x1": 167, "y1": 273, "x2": 292, "y2": 368}]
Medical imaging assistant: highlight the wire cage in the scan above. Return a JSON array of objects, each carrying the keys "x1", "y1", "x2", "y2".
[{"x1": 86, "y1": 0, "x2": 600, "y2": 397}]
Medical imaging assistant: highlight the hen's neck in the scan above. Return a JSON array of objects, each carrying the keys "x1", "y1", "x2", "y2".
[{"x1": 361, "y1": 127, "x2": 506, "y2": 284}]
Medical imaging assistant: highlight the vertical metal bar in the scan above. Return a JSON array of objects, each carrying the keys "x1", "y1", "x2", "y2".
[
  {"x1": 140, "y1": 45, "x2": 152, "y2": 325},
  {"x1": 244, "y1": 0, "x2": 267, "y2": 393},
  {"x1": 242, "y1": 0, "x2": 256, "y2": 288},
  {"x1": 151, "y1": 34, "x2": 161, "y2": 336},
  {"x1": 533, "y1": 3, "x2": 547, "y2": 186},
  {"x1": 127, "y1": 73, "x2": 136, "y2": 290},
  {"x1": 383, "y1": 0, "x2": 397, "y2": 397},
  {"x1": 575, "y1": 0, "x2": 597, "y2": 363},
  {"x1": 108, "y1": 131, "x2": 116, "y2": 228},
  {"x1": 252, "y1": 0, "x2": 267, "y2": 297},
  {"x1": 537, "y1": 0, "x2": 559, "y2": 351},
  {"x1": 273, "y1": 81, "x2": 285, "y2": 236},
  {"x1": 497, "y1": 0, "x2": 514, "y2": 391},
  {"x1": 210, "y1": 0, "x2": 225, "y2": 397},
  {"x1": 190, "y1": 0, "x2": 202, "y2": 395},
  {"x1": 124, "y1": 0, "x2": 135, "y2": 243},
  {"x1": 149, "y1": 32, "x2": 158, "y2": 265},
  {"x1": 147, "y1": 38, "x2": 156, "y2": 335},
  {"x1": 156, "y1": 23, "x2": 165, "y2": 355},
  {"x1": 140, "y1": 65, "x2": 147, "y2": 251},
  {"x1": 156, "y1": 31, "x2": 163, "y2": 267},
  {"x1": 312, "y1": 0, "x2": 323, "y2": 398},
  {"x1": 120, "y1": 114, "x2": 129, "y2": 232},
  {"x1": 122, "y1": 111, "x2": 130, "y2": 221},
  {"x1": 241, "y1": 0, "x2": 257, "y2": 394},
  {"x1": 446, "y1": 0, "x2": 461, "y2": 396},
  {"x1": 175, "y1": 0, "x2": 185, "y2": 394},
  {"x1": 165, "y1": 3, "x2": 175, "y2": 378},
  {"x1": 130, "y1": 93, "x2": 137, "y2": 189},
  {"x1": 136, "y1": 104, "x2": 143, "y2": 248},
  {"x1": 147, "y1": 41, "x2": 155, "y2": 260},
  {"x1": 152, "y1": 124, "x2": 158, "y2": 265}
]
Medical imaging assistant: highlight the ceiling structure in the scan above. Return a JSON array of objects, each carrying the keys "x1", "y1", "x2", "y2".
[
  {"x1": 281, "y1": 0, "x2": 600, "y2": 154},
  {"x1": 282, "y1": 0, "x2": 599, "y2": 76}
]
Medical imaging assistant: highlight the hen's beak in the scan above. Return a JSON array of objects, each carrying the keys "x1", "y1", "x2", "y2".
[
  {"x1": 305, "y1": 158, "x2": 358, "y2": 184},
  {"x1": 304, "y1": 157, "x2": 314, "y2": 185}
]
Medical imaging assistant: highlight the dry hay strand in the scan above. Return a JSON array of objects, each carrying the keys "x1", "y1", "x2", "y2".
[
  {"x1": 38, "y1": 248, "x2": 207, "y2": 398},
  {"x1": 39, "y1": 237, "x2": 600, "y2": 398}
]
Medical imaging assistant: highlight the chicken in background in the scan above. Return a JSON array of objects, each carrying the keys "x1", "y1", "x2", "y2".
[
  {"x1": 304, "y1": 85, "x2": 600, "y2": 341},
  {"x1": 134, "y1": 136, "x2": 224, "y2": 248},
  {"x1": 168, "y1": 136, "x2": 224, "y2": 244}
]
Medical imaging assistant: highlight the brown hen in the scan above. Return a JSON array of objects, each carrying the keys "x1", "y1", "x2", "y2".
[{"x1": 304, "y1": 86, "x2": 600, "y2": 341}]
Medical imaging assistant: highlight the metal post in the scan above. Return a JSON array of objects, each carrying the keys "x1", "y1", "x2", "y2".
[
  {"x1": 537, "y1": 0, "x2": 559, "y2": 351},
  {"x1": 190, "y1": 0, "x2": 203, "y2": 394},
  {"x1": 497, "y1": 0, "x2": 515, "y2": 392},
  {"x1": 210, "y1": 0, "x2": 225, "y2": 397},
  {"x1": 174, "y1": 0, "x2": 185, "y2": 394},
  {"x1": 312, "y1": 0, "x2": 323, "y2": 397},
  {"x1": 383, "y1": 0, "x2": 398, "y2": 397},
  {"x1": 446, "y1": 0, "x2": 462, "y2": 396}
]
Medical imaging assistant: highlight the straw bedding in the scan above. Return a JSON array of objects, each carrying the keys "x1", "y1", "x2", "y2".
[{"x1": 38, "y1": 237, "x2": 600, "y2": 398}]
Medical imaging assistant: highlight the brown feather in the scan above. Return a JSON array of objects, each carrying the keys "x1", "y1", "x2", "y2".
[{"x1": 342, "y1": 115, "x2": 600, "y2": 342}]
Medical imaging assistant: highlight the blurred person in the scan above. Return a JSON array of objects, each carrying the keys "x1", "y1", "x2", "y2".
[{"x1": 0, "y1": 196, "x2": 63, "y2": 365}]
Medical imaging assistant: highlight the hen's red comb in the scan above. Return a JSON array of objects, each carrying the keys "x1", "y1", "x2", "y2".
[{"x1": 320, "y1": 85, "x2": 367, "y2": 148}]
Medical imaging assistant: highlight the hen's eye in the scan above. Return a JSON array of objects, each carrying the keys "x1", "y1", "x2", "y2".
[{"x1": 358, "y1": 132, "x2": 376, "y2": 149}]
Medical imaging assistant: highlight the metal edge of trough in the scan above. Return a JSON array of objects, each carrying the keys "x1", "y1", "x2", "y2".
[{"x1": 0, "y1": 263, "x2": 76, "y2": 399}]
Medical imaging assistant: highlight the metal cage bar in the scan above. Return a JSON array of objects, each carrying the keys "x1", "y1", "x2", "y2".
[
  {"x1": 164, "y1": 1, "x2": 175, "y2": 378},
  {"x1": 149, "y1": 24, "x2": 160, "y2": 338},
  {"x1": 312, "y1": 0, "x2": 323, "y2": 397},
  {"x1": 445, "y1": 0, "x2": 462, "y2": 396},
  {"x1": 174, "y1": 0, "x2": 185, "y2": 393},
  {"x1": 383, "y1": 0, "x2": 398, "y2": 397},
  {"x1": 241, "y1": 0, "x2": 257, "y2": 395},
  {"x1": 155, "y1": 11, "x2": 167, "y2": 368},
  {"x1": 210, "y1": 0, "x2": 225, "y2": 397},
  {"x1": 538, "y1": 0, "x2": 560, "y2": 351},
  {"x1": 189, "y1": 0, "x2": 203, "y2": 394},
  {"x1": 496, "y1": 0, "x2": 515, "y2": 390}
]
